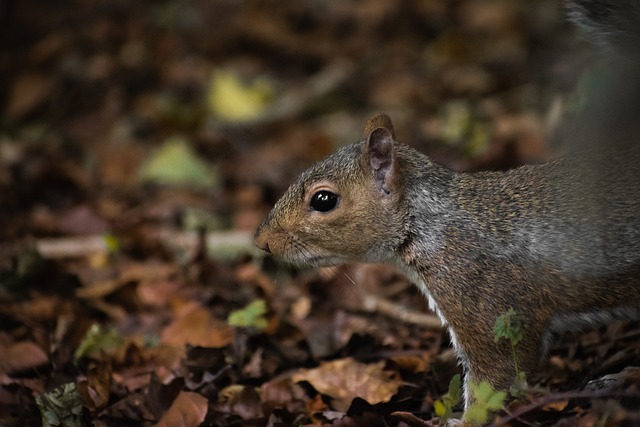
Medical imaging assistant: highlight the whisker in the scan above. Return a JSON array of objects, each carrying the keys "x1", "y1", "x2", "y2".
[{"x1": 341, "y1": 265, "x2": 358, "y2": 287}]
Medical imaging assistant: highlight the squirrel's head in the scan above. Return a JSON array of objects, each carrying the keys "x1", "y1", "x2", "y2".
[{"x1": 254, "y1": 114, "x2": 409, "y2": 266}]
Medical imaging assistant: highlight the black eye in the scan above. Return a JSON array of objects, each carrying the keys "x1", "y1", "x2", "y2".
[{"x1": 310, "y1": 190, "x2": 339, "y2": 212}]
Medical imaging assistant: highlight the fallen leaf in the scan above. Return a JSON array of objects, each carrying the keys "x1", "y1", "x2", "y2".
[
  {"x1": 0, "y1": 339, "x2": 49, "y2": 374},
  {"x1": 77, "y1": 363, "x2": 112, "y2": 411},
  {"x1": 290, "y1": 295, "x2": 312, "y2": 321},
  {"x1": 155, "y1": 390, "x2": 208, "y2": 427},
  {"x1": 541, "y1": 399, "x2": 569, "y2": 412},
  {"x1": 216, "y1": 385, "x2": 263, "y2": 420},
  {"x1": 139, "y1": 136, "x2": 218, "y2": 188},
  {"x1": 57, "y1": 205, "x2": 108, "y2": 236},
  {"x1": 390, "y1": 352, "x2": 431, "y2": 373},
  {"x1": 162, "y1": 301, "x2": 234, "y2": 348},
  {"x1": 112, "y1": 370, "x2": 152, "y2": 393},
  {"x1": 74, "y1": 324, "x2": 124, "y2": 360},
  {"x1": 0, "y1": 296, "x2": 62, "y2": 323},
  {"x1": 102, "y1": 392, "x2": 155, "y2": 423},
  {"x1": 291, "y1": 358, "x2": 402, "y2": 412},
  {"x1": 137, "y1": 280, "x2": 183, "y2": 307},
  {"x1": 207, "y1": 69, "x2": 275, "y2": 122},
  {"x1": 227, "y1": 299, "x2": 268, "y2": 331},
  {"x1": 75, "y1": 278, "x2": 131, "y2": 299},
  {"x1": 260, "y1": 377, "x2": 306, "y2": 407},
  {"x1": 5, "y1": 73, "x2": 55, "y2": 119},
  {"x1": 36, "y1": 382, "x2": 85, "y2": 427}
]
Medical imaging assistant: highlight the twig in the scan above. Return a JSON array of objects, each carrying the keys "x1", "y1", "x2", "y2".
[
  {"x1": 35, "y1": 235, "x2": 107, "y2": 258},
  {"x1": 490, "y1": 389, "x2": 640, "y2": 427},
  {"x1": 29, "y1": 230, "x2": 257, "y2": 260},
  {"x1": 361, "y1": 294, "x2": 443, "y2": 329},
  {"x1": 391, "y1": 411, "x2": 438, "y2": 427}
]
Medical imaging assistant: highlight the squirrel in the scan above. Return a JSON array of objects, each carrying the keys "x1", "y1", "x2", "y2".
[{"x1": 254, "y1": 0, "x2": 640, "y2": 410}]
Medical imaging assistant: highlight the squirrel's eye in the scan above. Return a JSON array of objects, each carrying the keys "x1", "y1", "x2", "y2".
[{"x1": 310, "y1": 190, "x2": 339, "y2": 212}]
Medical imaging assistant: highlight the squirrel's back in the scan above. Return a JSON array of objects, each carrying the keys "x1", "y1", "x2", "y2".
[{"x1": 451, "y1": 154, "x2": 640, "y2": 278}]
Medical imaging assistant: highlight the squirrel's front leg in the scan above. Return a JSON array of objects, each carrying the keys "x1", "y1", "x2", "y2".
[{"x1": 452, "y1": 320, "x2": 543, "y2": 409}]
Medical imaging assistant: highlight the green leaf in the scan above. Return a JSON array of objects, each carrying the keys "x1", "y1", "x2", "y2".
[
  {"x1": 475, "y1": 381, "x2": 492, "y2": 401},
  {"x1": 227, "y1": 299, "x2": 269, "y2": 331},
  {"x1": 36, "y1": 382, "x2": 84, "y2": 427},
  {"x1": 443, "y1": 374, "x2": 462, "y2": 406},
  {"x1": 139, "y1": 136, "x2": 218, "y2": 188},
  {"x1": 463, "y1": 405, "x2": 487, "y2": 425},
  {"x1": 493, "y1": 308, "x2": 525, "y2": 346},
  {"x1": 486, "y1": 389, "x2": 508, "y2": 410},
  {"x1": 74, "y1": 324, "x2": 123, "y2": 361},
  {"x1": 103, "y1": 233, "x2": 120, "y2": 254},
  {"x1": 434, "y1": 374, "x2": 461, "y2": 423},
  {"x1": 464, "y1": 380, "x2": 506, "y2": 425}
]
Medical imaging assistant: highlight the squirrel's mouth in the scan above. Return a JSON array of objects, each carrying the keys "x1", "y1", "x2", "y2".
[{"x1": 283, "y1": 251, "x2": 347, "y2": 268}]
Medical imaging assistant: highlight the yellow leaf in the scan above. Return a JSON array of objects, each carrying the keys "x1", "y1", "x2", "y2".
[{"x1": 208, "y1": 69, "x2": 275, "y2": 122}]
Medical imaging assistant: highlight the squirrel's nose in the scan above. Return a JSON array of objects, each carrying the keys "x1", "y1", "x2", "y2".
[{"x1": 254, "y1": 227, "x2": 271, "y2": 253}]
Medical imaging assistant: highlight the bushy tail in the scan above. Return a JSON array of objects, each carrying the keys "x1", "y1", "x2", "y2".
[{"x1": 566, "y1": 0, "x2": 640, "y2": 55}]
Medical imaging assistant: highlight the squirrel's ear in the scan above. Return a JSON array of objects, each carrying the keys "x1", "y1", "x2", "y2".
[
  {"x1": 362, "y1": 116, "x2": 398, "y2": 196},
  {"x1": 364, "y1": 113, "x2": 396, "y2": 140}
]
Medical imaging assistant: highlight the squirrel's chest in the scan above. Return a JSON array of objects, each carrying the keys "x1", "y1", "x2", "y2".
[
  {"x1": 395, "y1": 260, "x2": 450, "y2": 324},
  {"x1": 398, "y1": 261, "x2": 466, "y2": 359}
]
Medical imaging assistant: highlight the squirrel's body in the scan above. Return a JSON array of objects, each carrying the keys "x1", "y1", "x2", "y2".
[
  {"x1": 393, "y1": 144, "x2": 640, "y2": 396},
  {"x1": 255, "y1": 131, "x2": 640, "y2": 402},
  {"x1": 255, "y1": 0, "x2": 640, "y2": 411}
]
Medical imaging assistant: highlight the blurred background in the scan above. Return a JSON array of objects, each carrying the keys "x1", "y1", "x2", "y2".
[{"x1": 0, "y1": 0, "x2": 586, "y2": 242}]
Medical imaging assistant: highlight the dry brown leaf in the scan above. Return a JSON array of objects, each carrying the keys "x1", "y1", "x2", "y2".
[
  {"x1": 57, "y1": 205, "x2": 108, "y2": 236},
  {"x1": 307, "y1": 393, "x2": 330, "y2": 414},
  {"x1": 216, "y1": 385, "x2": 263, "y2": 420},
  {"x1": 112, "y1": 370, "x2": 152, "y2": 393},
  {"x1": 155, "y1": 390, "x2": 208, "y2": 427},
  {"x1": 541, "y1": 399, "x2": 569, "y2": 412},
  {"x1": 77, "y1": 363, "x2": 112, "y2": 411},
  {"x1": 234, "y1": 263, "x2": 275, "y2": 295},
  {"x1": 76, "y1": 278, "x2": 130, "y2": 299},
  {"x1": 291, "y1": 358, "x2": 402, "y2": 412},
  {"x1": 0, "y1": 339, "x2": 49, "y2": 374},
  {"x1": 5, "y1": 73, "x2": 55, "y2": 118},
  {"x1": 137, "y1": 280, "x2": 183, "y2": 307},
  {"x1": 76, "y1": 261, "x2": 175, "y2": 300},
  {"x1": 261, "y1": 377, "x2": 306, "y2": 406},
  {"x1": 390, "y1": 352, "x2": 431, "y2": 373},
  {"x1": 161, "y1": 301, "x2": 234, "y2": 348},
  {"x1": 243, "y1": 348, "x2": 263, "y2": 378},
  {"x1": 121, "y1": 262, "x2": 177, "y2": 283},
  {"x1": 290, "y1": 295, "x2": 312, "y2": 321},
  {"x1": 0, "y1": 297, "x2": 63, "y2": 324}
]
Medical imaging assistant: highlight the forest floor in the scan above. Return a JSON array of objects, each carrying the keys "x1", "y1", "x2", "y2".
[{"x1": 1, "y1": 1, "x2": 639, "y2": 426}]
